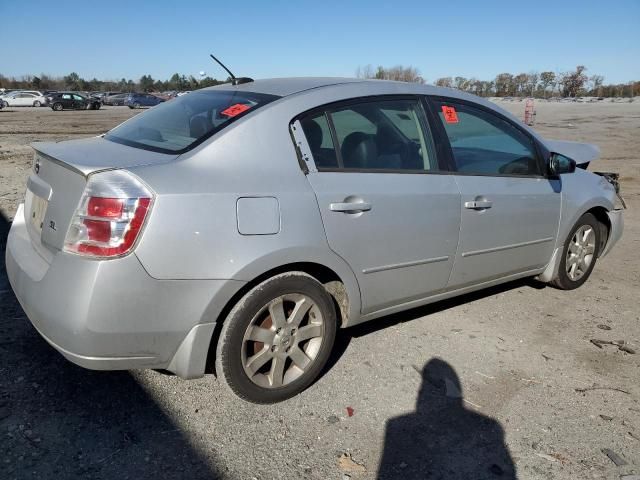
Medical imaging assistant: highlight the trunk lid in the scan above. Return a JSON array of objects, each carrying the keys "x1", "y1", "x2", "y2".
[
  {"x1": 33, "y1": 136, "x2": 179, "y2": 175},
  {"x1": 25, "y1": 138, "x2": 177, "y2": 257}
]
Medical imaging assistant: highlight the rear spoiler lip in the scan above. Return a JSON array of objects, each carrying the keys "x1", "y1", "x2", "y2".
[
  {"x1": 31, "y1": 137, "x2": 179, "y2": 177},
  {"x1": 544, "y1": 139, "x2": 600, "y2": 165}
]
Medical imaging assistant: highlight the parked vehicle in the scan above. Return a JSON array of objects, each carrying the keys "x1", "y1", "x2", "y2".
[
  {"x1": 102, "y1": 93, "x2": 128, "y2": 106},
  {"x1": 46, "y1": 92, "x2": 101, "y2": 111},
  {"x1": 124, "y1": 92, "x2": 164, "y2": 108},
  {"x1": 2, "y1": 91, "x2": 48, "y2": 107},
  {"x1": 1, "y1": 89, "x2": 43, "y2": 98},
  {"x1": 6, "y1": 78, "x2": 624, "y2": 403}
]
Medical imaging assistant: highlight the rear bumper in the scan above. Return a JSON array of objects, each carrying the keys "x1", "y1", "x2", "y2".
[
  {"x1": 601, "y1": 208, "x2": 624, "y2": 257},
  {"x1": 6, "y1": 204, "x2": 244, "y2": 378}
]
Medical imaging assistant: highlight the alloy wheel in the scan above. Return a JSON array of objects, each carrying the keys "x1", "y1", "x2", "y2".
[
  {"x1": 566, "y1": 225, "x2": 596, "y2": 281},
  {"x1": 241, "y1": 293, "x2": 325, "y2": 389}
]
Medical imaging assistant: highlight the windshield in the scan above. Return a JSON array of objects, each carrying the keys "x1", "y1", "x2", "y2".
[{"x1": 105, "y1": 90, "x2": 279, "y2": 154}]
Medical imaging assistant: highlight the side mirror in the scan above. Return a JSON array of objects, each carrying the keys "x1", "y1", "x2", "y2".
[{"x1": 548, "y1": 153, "x2": 576, "y2": 176}]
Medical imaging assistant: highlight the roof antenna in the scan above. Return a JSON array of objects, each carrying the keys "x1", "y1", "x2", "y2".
[{"x1": 209, "y1": 54, "x2": 253, "y2": 85}]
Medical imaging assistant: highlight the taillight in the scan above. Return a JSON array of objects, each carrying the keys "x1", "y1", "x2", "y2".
[{"x1": 64, "y1": 170, "x2": 153, "y2": 258}]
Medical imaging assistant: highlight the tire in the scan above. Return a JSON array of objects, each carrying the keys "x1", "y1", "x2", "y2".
[
  {"x1": 216, "y1": 272, "x2": 337, "y2": 403},
  {"x1": 94, "y1": 103, "x2": 101, "y2": 110},
  {"x1": 52, "y1": 103, "x2": 63, "y2": 111},
  {"x1": 551, "y1": 213, "x2": 601, "y2": 290},
  {"x1": 133, "y1": 102, "x2": 141, "y2": 109},
  {"x1": 128, "y1": 106, "x2": 134, "y2": 109},
  {"x1": 33, "y1": 101, "x2": 41, "y2": 107}
]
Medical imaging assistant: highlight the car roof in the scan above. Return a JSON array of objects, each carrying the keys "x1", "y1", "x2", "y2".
[
  {"x1": 203, "y1": 77, "x2": 486, "y2": 104},
  {"x1": 205, "y1": 77, "x2": 364, "y2": 97},
  {"x1": 203, "y1": 77, "x2": 539, "y2": 139}
]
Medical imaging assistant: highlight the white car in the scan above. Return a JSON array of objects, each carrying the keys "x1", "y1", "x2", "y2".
[{"x1": 2, "y1": 91, "x2": 47, "y2": 107}]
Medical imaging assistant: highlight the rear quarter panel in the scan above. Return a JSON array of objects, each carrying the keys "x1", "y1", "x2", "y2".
[{"x1": 129, "y1": 101, "x2": 363, "y2": 321}]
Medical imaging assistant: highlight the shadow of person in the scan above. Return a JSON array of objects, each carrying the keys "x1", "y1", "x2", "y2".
[{"x1": 377, "y1": 358, "x2": 516, "y2": 480}]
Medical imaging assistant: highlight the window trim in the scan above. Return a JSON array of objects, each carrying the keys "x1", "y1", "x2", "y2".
[
  {"x1": 291, "y1": 94, "x2": 448, "y2": 174},
  {"x1": 426, "y1": 95, "x2": 548, "y2": 179}
]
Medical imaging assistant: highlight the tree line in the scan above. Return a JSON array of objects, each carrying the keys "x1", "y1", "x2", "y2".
[
  {"x1": 0, "y1": 72, "x2": 226, "y2": 92},
  {"x1": 356, "y1": 65, "x2": 639, "y2": 98},
  {"x1": 2, "y1": 66, "x2": 638, "y2": 98}
]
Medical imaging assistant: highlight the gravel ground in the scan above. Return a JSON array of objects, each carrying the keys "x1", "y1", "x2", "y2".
[{"x1": 0, "y1": 101, "x2": 639, "y2": 480}]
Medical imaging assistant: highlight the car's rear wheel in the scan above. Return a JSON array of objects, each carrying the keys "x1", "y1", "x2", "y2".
[
  {"x1": 94, "y1": 103, "x2": 101, "y2": 110},
  {"x1": 52, "y1": 102, "x2": 63, "y2": 111},
  {"x1": 33, "y1": 100, "x2": 41, "y2": 107},
  {"x1": 551, "y1": 213, "x2": 601, "y2": 290},
  {"x1": 216, "y1": 272, "x2": 337, "y2": 403}
]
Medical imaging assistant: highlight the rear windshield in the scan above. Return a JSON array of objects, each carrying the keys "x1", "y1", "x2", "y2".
[{"x1": 105, "y1": 90, "x2": 279, "y2": 154}]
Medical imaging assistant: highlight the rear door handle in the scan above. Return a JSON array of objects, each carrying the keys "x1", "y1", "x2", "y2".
[
  {"x1": 330, "y1": 202, "x2": 372, "y2": 213},
  {"x1": 464, "y1": 200, "x2": 493, "y2": 209}
]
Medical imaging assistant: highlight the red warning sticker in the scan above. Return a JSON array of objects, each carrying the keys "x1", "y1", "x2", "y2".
[
  {"x1": 221, "y1": 103, "x2": 251, "y2": 117},
  {"x1": 441, "y1": 105, "x2": 459, "y2": 124}
]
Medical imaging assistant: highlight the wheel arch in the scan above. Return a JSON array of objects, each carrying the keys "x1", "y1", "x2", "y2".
[
  {"x1": 203, "y1": 257, "x2": 361, "y2": 376},
  {"x1": 584, "y1": 206, "x2": 611, "y2": 256}
]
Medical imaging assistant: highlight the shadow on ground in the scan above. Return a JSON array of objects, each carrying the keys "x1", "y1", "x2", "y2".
[
  {"x1": 324, "y1": 277, "x2": 546, "y2": 378},
  {"x1": 377, "y1": 358, "x2": 517, "y2": 479},
  {"x1": 0, "y1": 211, "x2": 222, "y2": 479}
]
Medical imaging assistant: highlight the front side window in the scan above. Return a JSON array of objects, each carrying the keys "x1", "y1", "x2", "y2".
[
  {"x1": 434, "y1": 100, "x2": 541, "y2": 176},
  {"x1": 106, "y1": 90, "x2": 279, "y2": 153},
  {"x1": 300, "y1": 98, "x2": 437, "y2": 171}
]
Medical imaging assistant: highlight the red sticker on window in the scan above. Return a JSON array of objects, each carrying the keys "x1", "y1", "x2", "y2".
[
  {"x1": 441, "y1": 105, "x2": 459, "y2": 124},
  {"x1": 221, "y1": 103, "x2": 251, "y2": 117}
]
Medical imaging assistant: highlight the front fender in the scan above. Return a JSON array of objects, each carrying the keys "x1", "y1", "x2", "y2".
[{"x1": 556, "y1": 169, "x2": 616, "y2": 250}]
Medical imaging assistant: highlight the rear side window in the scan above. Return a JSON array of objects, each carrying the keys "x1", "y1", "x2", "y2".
[
  {"x1": 105, "y1": 90, "x2": 279, "y2": 154},
  {"x1": 434, "y1": 100, "x2": 541, "y2": 176},
  {"x1": 300, "y1": 98, "x2": 437, "y2": 171},
  {"x1": 300, "y1": 113, "x2": 339, "y2": 169}
]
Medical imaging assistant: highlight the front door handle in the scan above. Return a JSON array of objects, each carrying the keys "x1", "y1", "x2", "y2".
[
  {"x1": 464, "y1": 200, "x2": 493, "y2": 210},
  {"x1": 330, "y1": 202, "x2": 372, "y2": 213}
]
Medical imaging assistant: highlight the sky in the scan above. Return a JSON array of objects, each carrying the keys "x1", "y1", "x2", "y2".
[{"x1": 1, "y1": 0, "x2": 639, "y2": 84}]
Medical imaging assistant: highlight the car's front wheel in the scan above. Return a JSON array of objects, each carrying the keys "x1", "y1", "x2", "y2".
[
  {"x1": 216, "y1": 272, "x2": 337, "y2": 403},
  {"x1": 552, "y1": 213, "x2": 601, "y2": 290}
]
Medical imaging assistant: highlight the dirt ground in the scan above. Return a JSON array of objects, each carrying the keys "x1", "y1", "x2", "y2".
[{"x1": 0, "y1": 101, "x2": 638, "y2": 480}]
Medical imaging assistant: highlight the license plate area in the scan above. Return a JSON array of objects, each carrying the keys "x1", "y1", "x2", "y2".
[{"x1": 28, "y1": 191, "x2": 48, "y2": 235}]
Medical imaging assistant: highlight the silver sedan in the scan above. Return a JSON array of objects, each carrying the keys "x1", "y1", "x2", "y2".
[{"x1": 6, "y1": 78, "x2": 624, "y2": 403}]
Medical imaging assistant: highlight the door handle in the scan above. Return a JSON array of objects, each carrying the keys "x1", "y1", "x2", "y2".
[
  {"x1": 330, "y1": 202, "x2": 372, "y2": 213},
  {"x1": 464, "y1": 200, "x2": 493, "y2": 209}
]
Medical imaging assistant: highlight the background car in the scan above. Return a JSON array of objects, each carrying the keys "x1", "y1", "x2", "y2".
[
  {"x1": 124, "y1": 92, "x2": 164, "y2": 108},
  {"x1": 102, "y1": 93, "x2": 128, "y2": 106},
  {"x1": 99, "y1": 91, "x2": 122, "y2": 103},
  {"x1": 47, "y1": 92, "x2": 101, "y2": 111},
  {"x1": 2, "y1": 91, "x2": 48, "y2": 107}
]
